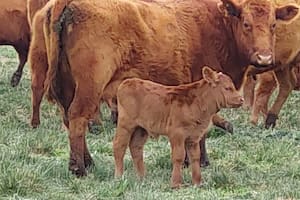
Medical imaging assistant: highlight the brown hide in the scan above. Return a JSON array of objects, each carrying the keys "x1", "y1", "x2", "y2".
[
  {"x1": 30, "y1": 0, "x2": 299, "y2": 175},
  {"x1": 0, "y1": 0, "x2": 30, "y2": 87},
  {"x1": 113, "y1": 67, "x2": 243, "y2": 188}
]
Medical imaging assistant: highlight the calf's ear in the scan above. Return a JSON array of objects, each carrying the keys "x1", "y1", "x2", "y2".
[
  {"x1": 276, "y1": 4, "x2": 299, "y2": 23},
  {"x1": 202, "y1": 66, "x2": 219, "y2": 86},
  {"x1": 218, "y1": 0, "x2": 241, "y2": 18}
]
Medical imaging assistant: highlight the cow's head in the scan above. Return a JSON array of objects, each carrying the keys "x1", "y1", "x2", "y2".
[
  {"x1": 202, "y1": 66, "x2": 244, "y2": 108},
  {"x1": 218, "y1": 0, "x2": 299, "y2": 68}
]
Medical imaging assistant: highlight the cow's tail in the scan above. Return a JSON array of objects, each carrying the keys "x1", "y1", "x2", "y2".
[{"x1": 44, "y1": 0, "x2": 71, "y2": 104}]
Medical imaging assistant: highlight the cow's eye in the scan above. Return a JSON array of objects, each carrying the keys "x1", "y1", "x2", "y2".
[{"x1": 225, "y1": 87, "x2": 231, "y2": 91}]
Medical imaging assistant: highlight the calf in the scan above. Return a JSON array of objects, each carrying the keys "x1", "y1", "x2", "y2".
[{"x1": 113, "y1": 67, "x2": 244, "y2": 188}]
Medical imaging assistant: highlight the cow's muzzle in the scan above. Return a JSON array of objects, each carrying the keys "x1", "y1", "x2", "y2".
[{"x1": 251, "y1": 50, "x2": 274, "y2": 67}]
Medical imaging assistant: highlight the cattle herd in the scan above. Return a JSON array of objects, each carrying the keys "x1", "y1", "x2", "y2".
[{"x1": 0, "y1": 0, "x2": 300, "y2": 188}]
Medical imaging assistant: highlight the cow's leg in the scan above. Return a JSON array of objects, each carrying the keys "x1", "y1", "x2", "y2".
[
  {"x1": 250, "y1": 72, "x2": 276, "y2": 125},
  {"x1": 169, "y1": 135, "x2": 185, "y2": 189},
  {"x1": 28, "y1": 24, "x2": 48, "y2": 128},
  {"x1": 84, "y1": 138, "x2": 94, "y2": 169},
  {"x1": 266, "y1": 67, "x2": 296, "y2": 128},
  {"x1": 129, "y1": 127, "x2": 148, "y2": 178},
  {"x1": 67, "y1": 85, "x2": 100, "y2": 176},
  {"x1": 242, "y1": 75, "x2": 256, "y2": 110},
  {"x1": 184, "y1": 132, "x2": 209, "y2": 168},
  {"x1": 212, "y1": 114, "x2": 233, "y2": 134},
  {"x1": 113, "y1": 123, "x2": 136, "y2": 178},
  {"x1": 199, "y1": 133, "x2": 209, "y2": 167},
  {"x1": 186, "y1": 139, "x2": 201, "y2": 186},
  {"x1": 11, "y1": 43, "x2": 29, "y2": 87}
]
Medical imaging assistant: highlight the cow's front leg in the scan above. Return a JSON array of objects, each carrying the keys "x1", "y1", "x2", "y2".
[
  {"x1": 266, "y1": 67, "x2": 295, "y2": 128},
  {"x1": 212, "y1": 114, "x2": 233, "y2": 134}
]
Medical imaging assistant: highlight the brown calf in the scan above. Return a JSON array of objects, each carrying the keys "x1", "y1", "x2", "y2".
[
  {"x1": 113, "y1": 67, "x2": 243, "y2": 188},
  {"x1": 0, "y1": 0, "x2": 30, "y2": 87}
]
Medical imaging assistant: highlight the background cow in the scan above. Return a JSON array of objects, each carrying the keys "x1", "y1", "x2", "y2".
[
  {"x1": 0, "y1": 0, "x2": 30, "y2": 87},
  {"x1": 29, "y1": 0, "x2": 298, "y2": 176}
]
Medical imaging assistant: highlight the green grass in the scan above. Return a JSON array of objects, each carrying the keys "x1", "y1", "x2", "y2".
[{"x1": 0, "y1": 46, "x2": 299, "y2": 200}]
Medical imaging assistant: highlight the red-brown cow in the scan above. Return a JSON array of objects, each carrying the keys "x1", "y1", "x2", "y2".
[
  {"x1": 0, "y1": 0, "x2": 30, "y2": 87},
  {"x1": 113, "y1": 67, "x2": 244, "y2": 188},
  {"x1": 29, "y1": 0, "x2": 298, "y2": 175},
  {"x1": 243, "y1": 65, "x2": 300, "y2": 125}
]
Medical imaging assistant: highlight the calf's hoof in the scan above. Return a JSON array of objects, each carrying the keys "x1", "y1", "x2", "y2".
[
  {"x1": 10, "y1": 72, "x2": 22, "y2": 87},
  {"x1": 265, "y1": 113, "x2": 278, "y2": 129}
]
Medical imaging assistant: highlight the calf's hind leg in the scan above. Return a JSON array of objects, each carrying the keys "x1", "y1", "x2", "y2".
[
  {"x1": 169, "y1": 134, "x2": 185, "y2": 188},
  {"x1": 129, "y1": 127, "x2": 148, "y2": 178},
  {"x1": 186, "y1": 139, "x2": 201, "y2": 186}
]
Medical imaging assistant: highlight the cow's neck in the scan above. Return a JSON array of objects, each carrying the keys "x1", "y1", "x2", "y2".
[{"x1": 219, "y1": 20, "x2": 250, "y2": 89}]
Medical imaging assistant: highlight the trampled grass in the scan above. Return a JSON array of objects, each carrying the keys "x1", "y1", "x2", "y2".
[{"x1": 0, "y1": 46, "x2": 299, "y2": 200}]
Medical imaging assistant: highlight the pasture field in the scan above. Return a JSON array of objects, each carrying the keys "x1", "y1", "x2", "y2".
[{"x1": 0, "y1": 46, "x2": 300, "y2": 200}]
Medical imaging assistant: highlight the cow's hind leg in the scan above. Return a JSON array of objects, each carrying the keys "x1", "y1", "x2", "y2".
[
  {"x1": 266, "y1": 67, "x2": 295, "y2": 128},
  {"x1": 129, "y1": 127, "x2": 148, "y2": 178},
  {"x1": 67, "y1": 85, "x2": 101, "y2": 176},
  {"x1": 11, "y1": 43, "x2": 29, "y2": 87}
]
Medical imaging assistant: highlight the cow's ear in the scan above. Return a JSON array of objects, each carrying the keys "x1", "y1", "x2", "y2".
[
  {"x1": 276, "y1": 4, "x2": 299, "y2": 23},
  {"x1": 202, "y1": 66, "x2": 219, "y2": 86},
  {"x1": 218, "y1": 0, "x2": 241, "y2": 18}
]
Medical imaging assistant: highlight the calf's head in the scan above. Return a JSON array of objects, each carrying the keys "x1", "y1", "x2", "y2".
[
  {"x1": 202, "y1": 66, "x2": 244, "y2": 108},
  {"x1": 218, "y1": 0, "x2": 299, "y2": 68}
]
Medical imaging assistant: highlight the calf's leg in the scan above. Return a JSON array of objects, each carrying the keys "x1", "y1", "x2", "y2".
[
  {"x1": 186, "y1": 139, "x2": 201, "y2": 186},
  {"x1": 169, "y1": 135, "x2": 185, "y2": 189},
  {"x1": 113, "y1": 123, "x2": 136, "y2": 178},
  {"x1": 129, "y1": 127, "x2": 148, "y2": 178}
]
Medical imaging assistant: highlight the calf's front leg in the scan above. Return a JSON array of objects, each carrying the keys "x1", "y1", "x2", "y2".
[{"x1": 170, "y1": 135, "x2": 185, "y2": 189}]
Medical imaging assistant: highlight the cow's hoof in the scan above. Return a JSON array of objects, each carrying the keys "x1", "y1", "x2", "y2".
[
  {"x1": 265, "y1": 113, "x2": 278, "y2": 129},
  {"x1": 30, "y1": 119, "x2": 40, "y2": 129},
  {"x1": 224, "y1": 121, "x2": 233, "y2": 134},
  {"x1": 111, "y1": 111, "x2": 118, "y2": 124},
  {"x1": 11, "y1": 72, "x2": 22, "y2": 87},
  {"x1": 200, "y1": 159, "x2": 210, "y2": 167}
]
